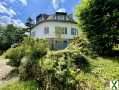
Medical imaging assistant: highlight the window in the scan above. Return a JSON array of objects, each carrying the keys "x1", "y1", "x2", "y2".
[
  {"x1": 71, "y1": 28, "x2": 78, "y2": 35},
  {"x1": 32, "y1": 32, "x2": 35, "y2": 37},
  {"x1": 64, "y1": 27, "x2": 67, "y2": 34},
  {"x1": 56, "y1": 15, "x2": 66, "y2": 20},
  {"x1": 44, "y1": 27, "x2": 49, "y2": 34},
  {"x1": 55, "y1": 40, "x2": 68, "y2": 49},
  {"x1": 63, "y1": 40, "x2": 68, "y2": 48},
  {"x1": 55, "y1": 27, "x2": 67, "y2": 35}
]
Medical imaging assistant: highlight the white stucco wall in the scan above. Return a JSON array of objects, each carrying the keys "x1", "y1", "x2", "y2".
[{"x1": 31, "y1": 21, "x2": 79, "y2": 39}]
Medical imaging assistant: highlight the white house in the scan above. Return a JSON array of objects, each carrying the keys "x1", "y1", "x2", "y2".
[{"x1": 31, "y1": 12, "x2": 79, "y2": 50}]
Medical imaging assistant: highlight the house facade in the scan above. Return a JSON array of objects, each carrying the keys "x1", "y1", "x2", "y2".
[{"x1": 31, "y1": 12, "x2": 79, "y2": 50}]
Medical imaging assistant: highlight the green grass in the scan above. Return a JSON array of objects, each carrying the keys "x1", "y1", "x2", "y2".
[
  {"x1": 78, "y1": 57, "x2": 119, "y2": 90},
  {"x1": 0, "y1": 80, "x2": 39, "y2": 90},
  {"x1": 113, "y1": 45, "x2": 119, "y2": 50}
]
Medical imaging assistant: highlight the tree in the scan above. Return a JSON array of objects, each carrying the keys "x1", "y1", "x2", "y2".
[
  {"x1": 76, "y1": 0, "x2": 119, "y2": 56},
  {"x1": 0, "y1": 24, "x2": 26, "y2": 51},
  {"x1": 25, "y1": 17, "x2": 34, "y2": 36}
]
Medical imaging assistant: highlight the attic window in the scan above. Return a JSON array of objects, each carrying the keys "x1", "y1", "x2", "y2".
[{"x1": 56, "y1": 15, "x2": 66, "y2": 21}]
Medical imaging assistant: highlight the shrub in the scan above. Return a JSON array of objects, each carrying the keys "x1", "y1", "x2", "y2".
[
  {"x1": 4, "y1": 37, "x2": 91, "y2": 90},
  {"x1": 35, "y1": 49, "x2": 90, "y2": 90},
  {"x1": 19, "y1": 56, "x2": 42, "y2": 81},
  {"x1": 4, "y1": 37, "x2": 48, "y2": 81},
  {"x1": 4, "y1": 47, "x2": 25, "y2": 67},
  {"x1": 0, "y1": 24, "x2": 26, "y2": 52},
  {"x1": 67, "y1": 37, "x2": 98, "y2": 59},
  {"x1": 4, "y1": 37, "x2": 48, "y2": 67},
  {"x1": 67, "y1": 37, "x2": 92, "y2": 55}
]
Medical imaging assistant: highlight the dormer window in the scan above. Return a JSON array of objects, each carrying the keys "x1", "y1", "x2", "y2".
[
  {"x1": 55, "y1": 12, "x2": 67, "y2": 21},
  {"x1": 56, "y1": 15, "x2": 66, "y2": 20},
  {"x1": 36, "y1": 14, "x2": 49, "y2": 23}
]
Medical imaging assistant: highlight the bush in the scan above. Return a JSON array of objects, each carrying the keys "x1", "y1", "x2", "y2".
[
  {"x1": 67, "y1": 37, "x2": 93, "y2": 56},
  {"x1": 0, "y1": 24, "x2": 26, "y2": 52},
  {"x1": 4, "y1": 37, "x2": 48, "y2": 81},
  {"x1": 4, "y1": 37, "x2": 48, "y2": 67},
  {"x1": 4, "y1": 47, "x2": 25, "y2": 67},
  {"x1": 35, "y1": 49, "x2": 90, "y2": 90},
  {"x1": 17, "y1": 37, "x2": 48, "y2": 80},
  {"x1": 4, "y1": 37, "x2": 91, "y2": 90},
  {"x1": 67, "y1": 37, "x2": 98, "y2": 58},
  {"x1": 19, "y1": 56, "x2": 42, "y2": 81}
]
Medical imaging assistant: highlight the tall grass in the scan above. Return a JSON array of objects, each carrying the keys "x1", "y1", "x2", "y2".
[{"x1": 0, "y1": 80, "x2": 38, "y2": 90}]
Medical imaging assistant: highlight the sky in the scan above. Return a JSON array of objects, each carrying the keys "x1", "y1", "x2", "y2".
[{"x1": 0, "y1": 0, "x2": 80, "y2": 27}]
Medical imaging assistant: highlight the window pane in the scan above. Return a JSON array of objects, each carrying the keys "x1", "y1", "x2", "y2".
[
  {"x1": 71, "y1": 28, "x2": 77, "y2": 35},
  {"x1": 55, "y1": 27, "x2": 67, "y2": 35},
  {"x1": 56, "y1": 15, "x2": 65, "y2": 20},
  {"x1": 64, "y1": 27, "x2": 67, "y2": 34},
  {"x1": 55, "y1": 27, "x2": 62, "y2": 34},
  {"x1": 76, "y1": 29, "x2": 78, "y2": 35},
  {"x1": 32, "y1": 32, "x2": 35, "y2": 36},
  {"x1": 71, "y1": 28, "x2": 74, "y2": 35},
  {"x1": 44, "y1": 27, "x2": 49, "y2": 34}
]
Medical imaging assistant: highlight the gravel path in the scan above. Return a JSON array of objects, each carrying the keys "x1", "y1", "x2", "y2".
[
  {"x1": 0, "y1": 57, "x2": 14, "y2": 86},
  {"x1": 0, "y1": 58, "x2": 13, "y2": 80},
  {"x1": 0, "y1": 57, "x2": 19, "y2": 88}
]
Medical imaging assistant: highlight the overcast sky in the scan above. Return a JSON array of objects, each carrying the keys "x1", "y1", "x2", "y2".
[{"x1": 0, "y1": 0, "x2": 80, "y2": 27}]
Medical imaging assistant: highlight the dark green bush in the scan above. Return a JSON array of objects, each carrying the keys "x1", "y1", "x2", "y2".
[
  {"x1": 4, "y1": 37, "x2": 48, "y2": 67},
  {"x1": 4, "y1": 47, "x2": 25, "y2": 67},
  {"x1": 35, "y1": 49, "x2": 90, "y2": 90},
  {"x1": 4, "y1": 37, "x2": 91, "y2": 90},
  {"x1": 19, "y1": 56, "x2": 41, "y2": 80},
  {"x1": 0, "y1": 24, "x2": 26, "y2": 52}
]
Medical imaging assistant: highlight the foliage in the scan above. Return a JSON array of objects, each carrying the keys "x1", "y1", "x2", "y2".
[
  {"x1": 0, "y1": 57, "x2": 119, "y2": 90},
  {"x1": 76, "y1": 57, "x2": 119, "y2": 90},
  {"x1": 19, "y1": 56, "x2": 42, "y2": 81},
  {"x1": 4, "y1": 37, "x2": 48, "y2": 81},
  {"x1": 67, "y1": 37, "x2": 91, "y2": 55},
  {"x1": 25, "y1": 17, "x2": 34, "y2": 28},
  {"x1": 0, "y1": 80, "x2": 39, "y2": 90},
  {"x1": 25, "y1": 17, "x2": 34, "y2": 35},
  {"x1": 3, "y1": 35, "x2": 119, "y2": 90},
  {"x1": 67, "y1": 37, "x2": 98, "y2": 59},
  {"x1": 4, "y1": 37, "x2": 90, "y2": 89},
  {"x1": 0, "y1": 24, "x2": 26, "y2": 52},
  {"x1": 4, "y1": 47, "x2": 25, "y2": 67},
  {"x1": 4, "y1": 37, "x2": 48, "y2": 67},
  {"x1": 76, "y1": 0, "x2": 119, "y2": 56},
  {"x1": 35, "y1": 49, "x2": 90, "y2": 90}
]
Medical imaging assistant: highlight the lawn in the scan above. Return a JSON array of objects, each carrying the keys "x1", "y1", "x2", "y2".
[
  {"x1": 0, "y1": 80, "x2": 39, "y2": 90},
  {"x1": 78, "y1": 57, "x2": 119, "y2": 90},
  {"x1": 113, "y1": 45, "x2": 119, "y2": 50}
]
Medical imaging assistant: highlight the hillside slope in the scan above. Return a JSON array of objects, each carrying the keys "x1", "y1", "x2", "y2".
[{"x1": 0, "y1": 57, "x2": 119, "y2": 90}]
